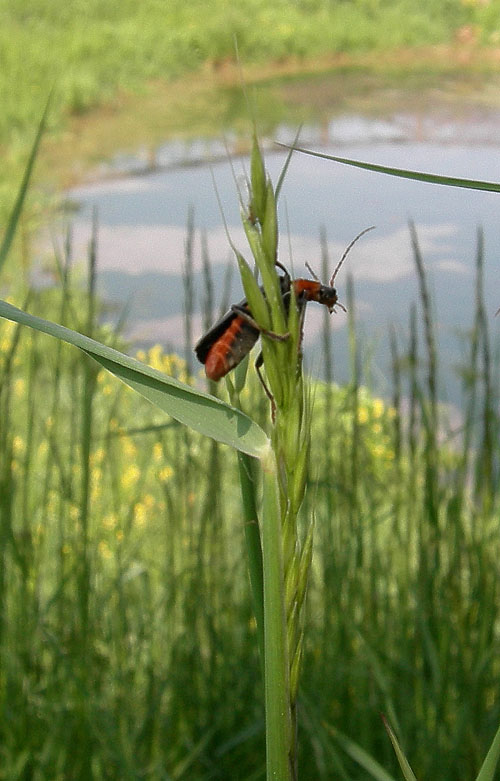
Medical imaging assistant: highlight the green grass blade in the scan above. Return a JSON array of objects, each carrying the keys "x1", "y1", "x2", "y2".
[
  {"x1": 280, "y1": 145, "x2": 500, "y2": 193},
  {"x1": 323, "y1": 723, "x2": 398, "y2": 781},
  {"x1": 171, "y1": 727, "x2": 216, "y2": 780},
  {"x1": 275, "y1": 124, "x2": 302, "y2": 202},
  {"x1": 475, "y1": 722, "x2": 500, "y2": 781},
  {"x1": 261, "y1": 448, "x2": 292, "y2": 780},
  {"x1": 0, "y1": 299, "x2": 269, "y2": 458},
  {"x1": 237, "y1": 451, "x2": 264, "y2": 663},
  {"x1": 381, "y1": 716, "x2": 418, "y2": 781},
  {"x1": 0, "y1": 91, "x2": 53, "y2": 273}
]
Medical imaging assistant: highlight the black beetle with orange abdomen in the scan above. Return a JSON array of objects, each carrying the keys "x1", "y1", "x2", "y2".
[{"x1": 195, "y1": 226, "x2": 374, "y2": 382}]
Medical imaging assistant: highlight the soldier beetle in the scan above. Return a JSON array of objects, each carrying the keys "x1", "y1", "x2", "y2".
[{"x1": 195, "y1": 226, "x2": 374, "y2": 387}]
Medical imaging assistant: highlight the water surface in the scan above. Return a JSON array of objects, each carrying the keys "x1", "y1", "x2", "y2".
[{"x1": 65, "y1": 83, "x2": 500, "y2": 409}]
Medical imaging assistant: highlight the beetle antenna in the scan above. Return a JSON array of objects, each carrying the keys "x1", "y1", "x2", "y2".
[
  {"x1": 329, "y1": 225, "x2": 375, "y2": 285},
  {"x1": 305, "y1": 261, "x2": 320, "y2": 281}
]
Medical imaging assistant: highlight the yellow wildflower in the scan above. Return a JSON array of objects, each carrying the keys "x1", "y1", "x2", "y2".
[
  {"x1": 162, "y1": 354, "x2": 173, "y2": 374},
  {"x1": 103, "y1": 513, "x2": 117, "y2": 530},
  {"x1": 121, "y1": 464, "x2": 140, "y2": 489},
  {"x1": 134, "y1": 503, "x2": 147, "y2": 527},
  {"x1": 14, "y1": 378, "x2": 25, "y2": 397},
  {"x1": 13, "y1": 436, "x2": 25, "y2": 456},
  {"x1": 91, "y1": 448, "x2": 105, "y2": 466},
  {"x1": 148, "y1": 344, "x2": 164, "y2": 371},
  {"x1": 91, "y1": 469, "x2": 102, "y2": 501},
  {"x1": 0, "y1": 319, "x2": 15, "y2": 349},
  {"x1": 357, "y1": 407, "x2": 369, "y2": 425},
  {"x1": 371, "y1": 444, "x2": 386, "y2": 459},
  {"x1": 122, "y1": 438, "x2": 137, "y2": 460},
  {"x1": 159, "y1": 465, "x2": 173, "y2": 482},
  {"x1": 170, "y1": 354, "x2": 186, "y2": 370},
  {"x1": 98, "y1": 540, "x2": 112, "y2": 559}
]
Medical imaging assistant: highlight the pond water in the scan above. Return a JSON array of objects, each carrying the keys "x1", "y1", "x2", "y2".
[{"x1": 64, "y1": 77, "x2": 500, "y2": 410}]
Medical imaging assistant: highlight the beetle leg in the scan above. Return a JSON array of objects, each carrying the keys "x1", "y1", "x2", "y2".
[
  {"x1": 230, "y1": 305, "x2": 290, "y2": 342},
  {"x1": 255, "y1": 351, "x2": 277, "y2": 423},
  {"x1": 275, "y1": 259, "x2": 291, "y2": 282}
]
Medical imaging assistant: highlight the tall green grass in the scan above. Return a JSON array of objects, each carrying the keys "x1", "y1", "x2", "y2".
[
  {"x1": 1, "y1": 109, "x2": 500, "y2": 778},
  {"x1": 0, "y1": 206, "x2": 499, "y2": 777}
]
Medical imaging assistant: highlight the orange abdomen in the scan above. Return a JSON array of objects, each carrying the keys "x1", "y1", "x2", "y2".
[{"x1": 204, "y1": 316, "x2": 259, "y2": 380}]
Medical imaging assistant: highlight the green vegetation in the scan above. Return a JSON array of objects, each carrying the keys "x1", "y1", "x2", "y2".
[
  {"x1": 1, "y1": 64, "x2": 500, "y2": 772},
  {"x1": 1, "y1": 186, "x2": 500, "y2": 777},
  {"x1": 2, "y1": 0, "x2": 499, "y2": 162}
]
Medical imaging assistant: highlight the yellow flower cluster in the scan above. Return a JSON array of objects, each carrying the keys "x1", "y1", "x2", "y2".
[
  {"x1": 355, "y1": 395, "x2": 396, "y2": 464},
  {"x1": 137, "y1": 345, "x2": 190, "y2": 383},
  {"x1": 121, "y1": 464, "x2": 140, "y2": 490},
  {"x1": 0, "y1": 318, "x2": 16, "y2": 354},
  {"x1": 159, "y1": 465, "x2": 173, "y2": 482}
]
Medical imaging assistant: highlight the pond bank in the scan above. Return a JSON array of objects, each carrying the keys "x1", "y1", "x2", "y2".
[{"x1": 39, "y1": 45, "x2": 500, "y2": 190}]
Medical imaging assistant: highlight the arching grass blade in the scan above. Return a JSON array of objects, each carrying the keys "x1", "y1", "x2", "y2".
[
  {"x1": 0, "y1": 299, "x2": 269, "y2": 458},
  {"x1": 279, "y1": 145, "x2": 500, "y2": 193},
  {"x1": 475, "y1": 721, "x2": 500, "y2": 781},
  {"x1": 381, "y1": 715, "x2": 418, "y2": 781}
]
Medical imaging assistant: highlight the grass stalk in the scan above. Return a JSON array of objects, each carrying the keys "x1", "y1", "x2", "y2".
[
  {"x1": 74, "y1": 210, "x2": 99, "y2": 775},
  {"x1": 473, "y1": 226, "x2": 495, "y2": 508},
  {"x1": 201, "y1": 230, "x2": 215, "y2": 334},
  {"x1": 410, "y1": 220, "x2": 438, "y2": 531},
  {"x1": 237, "y1": 449, "x2": 265, "y2": 663},
  {"x1": 457, "y1": 228, "x2": 482, "y2": 513},
  {"x1": 407, "y1": 302, "x2": 419, "y2": 511},
  {"x1": 261, "y1": 445, "x2": 293, "y2": 780},
  {"x1": 389, "y1": 324, "x2": 402, "y2": 539},
  {"x1": 320, "y1": 226, "x2": 335, "y2": 526},
  {"x1": 346, "y1": 274, "x2": 361, "y2": 563},
  {"x1": 230, "y1": 135, "x2": 316, "y2": 778},
  {"x1": 0, "y1": 91, "x2": 52, "y2": 273},
  {"x1": 183, "y1": 206, "x2": 195, "y2": 376}
]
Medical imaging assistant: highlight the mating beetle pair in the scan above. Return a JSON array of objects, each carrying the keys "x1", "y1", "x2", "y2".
[{"x1": 195, "y1": 226, "x2": 374, "y2": 384}]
